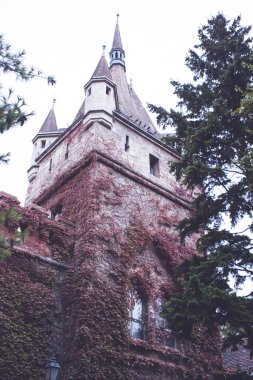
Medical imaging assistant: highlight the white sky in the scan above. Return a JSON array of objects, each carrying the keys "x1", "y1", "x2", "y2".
[{"x1": 1, "y1": 0, "x2": 253, "y2": 205}]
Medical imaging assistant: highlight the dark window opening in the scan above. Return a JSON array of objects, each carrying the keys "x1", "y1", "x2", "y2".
[
  {"x1": 49, "y1": 158, "x2": 52, "y2": 172},
  {"x1": 88, "y1": 87, "x2": 91, "y2": 96},
  {"x1": 116, "y1": 52, "x2": 118, "y2": 59},
  {"x1": 106, "y1": 86, "x2": 111, "y2": 95},
  {"x1": 50, "y1": 203, "x2": 62, "y2": 220},
  {"x1": 125, "y1": 135, "x2": 130, "y2": 151},
  {"x1": 154, "y1": 299, "x2": 177, "y2": 349},
  {"x1": 48, "y1": 231, "x2": 54, "y2": 245},
  {"x1": 65, "y1": 143, "x2": 69, "y2": 159},
  {"x1": 16, "y1": 220, "x2": 28, "y2": 243},
  {"x1": 41, "y1": 140, "x2": 46, "y2": 148},
  {"x1": 149, "y1": 154, "x2": 160, "y2": 177},
  {"x1": 129, "y1": 288, "x2": 145, "y2": 340}
]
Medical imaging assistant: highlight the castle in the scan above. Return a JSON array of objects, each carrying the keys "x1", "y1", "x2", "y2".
[{"x1": 0, "y1": 18, "x2": 222, "y2": 379}]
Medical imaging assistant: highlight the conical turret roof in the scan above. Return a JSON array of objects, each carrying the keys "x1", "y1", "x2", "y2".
[
  {"x1": 39, "y1": 104, "x2": 57, "y2": 133},
  {"x1": 91, "y1": 54, "x2": 113, "y2": 80}
]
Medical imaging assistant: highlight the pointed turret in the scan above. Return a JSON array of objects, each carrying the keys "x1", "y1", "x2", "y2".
[
  {"x1": 83, "y1": 46, "x2": 117, "y2": 116},
  {"x1": 27, "y1": 101, "x2": 64, "y2": 183},
  {"x1": 109, "y1": 15, "x2": 126, "y2": 70},
  {"x1": 39, "y1": 100, "x2": 58, "y2": 133},
  {"x1": 91, "y1": 48, "x2": 113, "y2": 81}
]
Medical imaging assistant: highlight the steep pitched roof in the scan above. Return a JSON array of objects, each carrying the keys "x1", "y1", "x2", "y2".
[
  {"x1": 91, "y1": 55, "x2": 112, "y2": 81},
  {"x1": 39, "y1": 107, "x2": 57, "y2": 133},
  {"x1": 111, "y1": 21, "x2": 123, "y2": 51},
  {"x1": 109, "y1": 19, "x2": 157, "y2": 135}
]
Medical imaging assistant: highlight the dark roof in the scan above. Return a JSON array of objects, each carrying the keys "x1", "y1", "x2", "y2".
[
  {"x1": 91, "y1": 55, "x2": 113, "y2": 80},
  {"x1": 73, "y1": 99, "x2": 85, "y2": 122},
  {"x1": 39, "y1": 108, "x2": 57, "y2": 133},
  {"x1": 223, "y1": 346, "x2": 253, "y2": 372},
  {"x1": 111, "y1": 22, "x2": 124, "y2": 51}
]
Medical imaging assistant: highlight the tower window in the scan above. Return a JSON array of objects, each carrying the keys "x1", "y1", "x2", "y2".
[
  {"x1": 88, "y1": 87, "x2": 91, "y2": 96},
  {"x1": 149, "y1": 154, "x2": 160, "y2": 177},
  {"x1": 125, "y1": 135, "x2": 130, "y2": 151},
  {"x1": 106, "y1": 86, "x2": 111, "y2": 95},
  {"x1": 50, "y1": 203, "x2": 62, "y2": 220},
  {"x1": 128, "y1": 288, "x2": 145, "y2": 340},
  {"x1": 65, "y1": 143, "x2": 69, "y2": 159},
  {"x1": 41, "y1": 140, "x2": 46, "y2": 148},
  {"x1": 49, "y1": 158, "x2": 52, "y2": 172},
  {"x1": 154, "y1": 299, "x2": 177, "y2": 349}
]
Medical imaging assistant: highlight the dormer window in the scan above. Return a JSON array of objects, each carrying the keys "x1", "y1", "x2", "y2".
[{"x1": 41, "y1": 140, "x2": 46, "y2": 148}]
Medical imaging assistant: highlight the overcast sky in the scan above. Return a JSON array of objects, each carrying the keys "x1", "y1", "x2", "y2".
[{"x1": 1, "y1": 0, "x2": 253, "y2": 204}]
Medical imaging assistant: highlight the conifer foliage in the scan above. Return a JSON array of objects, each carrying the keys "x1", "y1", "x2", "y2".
[
  {"x1": 0, "y1": 34, "x2": 55, "y2": 163},
  {"x1": 149, "y1": 14, "x2": 253, "y2": 353}
]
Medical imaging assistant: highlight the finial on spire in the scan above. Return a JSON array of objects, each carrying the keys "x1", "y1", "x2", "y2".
[
  {"x1": 116, "y1": 13, "x2": 119, "y2": 24},
  {"x1": 102, "y1": 44, "x2": 106, "y2": 56},
  {"x1": 52, "y1": 98, "x2": 56, "y2": 109}
]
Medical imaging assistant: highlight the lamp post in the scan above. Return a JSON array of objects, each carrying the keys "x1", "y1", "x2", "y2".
[{"x1": 45, "y1": 357, "x2": 60, "y2": 380}]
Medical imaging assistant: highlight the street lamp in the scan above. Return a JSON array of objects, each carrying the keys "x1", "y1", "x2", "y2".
[{"x1": 45, "y1": 357, "x2": 60, "y2": 380}]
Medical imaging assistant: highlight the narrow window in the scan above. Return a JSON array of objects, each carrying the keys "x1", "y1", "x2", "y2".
[
  {"x1": 50, "y1": 203, "x2": 62, "y2": 220},
  {"x1": 129, "y1": 288, "x2": 145, "y2": 340},
  {"x1": 41, "y1": 140, "x2": 46, "y2": 148},
  {"x1": 88, "y1": 87, "x2": 91, "y2": 96},
  {"x1": 154, "y1": 299, "x2": 177, "y2": 349},
  {"x1": 149, "y1": 154, "x2": 160, "y2": 177},
  {"x1": 125, "y1": 135, "x2": 130, "y2": 151},
  {"x1": 116, "y1": 52, "x2": 118, "y2": 59},
  {"x1": 106, "y1": 86, "x2": 111, "y2": 95},
  {"x1": 65, "y1": 143, "x2": 69, "y2": 159},
  {"x1": 49, "y1": 158, "x2": 52, "y2": 172}
]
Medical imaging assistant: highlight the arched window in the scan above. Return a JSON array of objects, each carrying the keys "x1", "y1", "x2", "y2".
[
  {"x1": 154, "y1": 298, "x2": 177, "y2": 349},
  {"x1": 128, "y1": 288, "x2": 145, "y2": 340}
]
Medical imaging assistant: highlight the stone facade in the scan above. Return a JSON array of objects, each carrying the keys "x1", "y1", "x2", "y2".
[{"x1": 0, "y1": 19, "x2": 222, "y2": 380}]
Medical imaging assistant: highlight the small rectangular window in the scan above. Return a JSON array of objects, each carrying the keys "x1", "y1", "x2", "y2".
[
  {"x1": 49, "y1": 158, "x2": 52, "y2": 172},
  {"x1": 41, "y1": 140, "x2": 46, "y2": 148},
  {"x1": 88, "y1": 87, "x2": 91, "y2": 96},
  {"x1": 65, "y1": 143, "x2": 69, "y2": 159},
  {"x1": 125, "y1": 135, "x2": 130, "y2": 151},
  {"x1": 149, "y1": 154, "x2": 160, "y2": 177},
  {"x1": 106, "y1": 86, "x2": 111, "y2": 95}
]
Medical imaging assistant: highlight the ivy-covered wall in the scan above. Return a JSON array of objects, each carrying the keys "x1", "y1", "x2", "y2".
[
  {"x1": 40, "y1": 159, "x2": 222, "y2": 379},
  {"x1": 0, "y1": 153, "x2": 222, "y2": 379}
]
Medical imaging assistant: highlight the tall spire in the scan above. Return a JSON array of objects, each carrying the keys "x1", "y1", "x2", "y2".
[
  {"x1": 109, "y1": 14, "x2": 125, "y2": 70},
  {"x1": 39, "y1": 100, "x2": 58, "y2": 133}
]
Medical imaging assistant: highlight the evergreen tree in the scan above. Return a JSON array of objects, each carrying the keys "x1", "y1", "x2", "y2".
[
  {"x1": 0, "y1": 35, "x2": 55, "y2": 259},
  {"x1": 0, "y1": 34, "x2": 55, "y2": 163},
  {"x1": 149, "y1": 14, "x2": 253, "y2": 354}
]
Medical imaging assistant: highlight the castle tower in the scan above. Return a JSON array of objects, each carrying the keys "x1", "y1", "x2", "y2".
[
  {"x1": 27, "y1": 100, "x2": 63, "y2": 183},
  {"x1": 20, "y1": 17, "x2": 222, "y2": 379}
]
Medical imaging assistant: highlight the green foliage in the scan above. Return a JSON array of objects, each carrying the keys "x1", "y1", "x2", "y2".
[
  {"x1": 150, "y1": 14, "x2": 253, "y2": 353},
  {"x1": 0, "y1": 208, "x2": 26, "y2": 260},
  {"x1": 0, "y1": 34, "x2": 55, "y2": 163}
]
